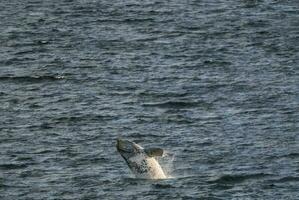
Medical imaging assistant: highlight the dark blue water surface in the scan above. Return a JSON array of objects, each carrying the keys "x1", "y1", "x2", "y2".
[{"x1": 1, "y1": 0, "x2": 299, "y2": 199}]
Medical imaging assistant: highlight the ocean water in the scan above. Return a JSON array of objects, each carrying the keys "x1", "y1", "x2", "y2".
[{"x1": 0, "y1": 0, "x2": 298, "y2": 199}]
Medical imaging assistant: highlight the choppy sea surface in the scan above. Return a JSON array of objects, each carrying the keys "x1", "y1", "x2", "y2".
[{"x1": 1, "y1": 0, "x2": 299, "y2": 199}]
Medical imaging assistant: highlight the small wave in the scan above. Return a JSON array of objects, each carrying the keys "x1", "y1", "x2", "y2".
[
  {"x1": 152, "y1": 183, "x2": 175, "y2": 189},
  {"x1": 53, "y1": 114, "x2": 117, "y2": 124},
  {"x1": 123, "y1": 17, "x2": 155, "y2": 23},
  {"x1": 129, "y1": 132, "x2": 165, "y2": 138},
  {"x1": 0, "y1": 163, "x2": 28, "y2": 170},
  {"x1": 0, "y1": 75, "x2": 64, "y2": 83},
  {"x1": 137, "y1": 90, "x2": 187, "y2": 98},
  {"x1": 142, "y1": 101, "x2": 199, "y2": 109},
  {"x1": 274, "y1": 176, "x2": 299, "y2": 183},
  {"x1": 285, "y1": 152, "x2": 299, "y2": 159},
  {"x1": 210, "y1": 173, "x2": 270, "y2": 184}
]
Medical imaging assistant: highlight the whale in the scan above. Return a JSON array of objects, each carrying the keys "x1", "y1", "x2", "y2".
[{"x1": 116, "y1": 138, "x2": 166, "y2": 179}]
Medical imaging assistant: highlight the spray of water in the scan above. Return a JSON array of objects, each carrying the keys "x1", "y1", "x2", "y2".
[{"x1": 158, "y1": 150, "x2": 176, "y2": 179}]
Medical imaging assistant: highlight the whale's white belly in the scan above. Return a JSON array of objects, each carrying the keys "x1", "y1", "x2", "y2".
[{"x1": 129, "y1": 155, "x2": 166, "y2": 179}]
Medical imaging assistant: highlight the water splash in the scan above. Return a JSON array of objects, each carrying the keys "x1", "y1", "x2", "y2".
[{"x1": 158, "y1": 150, "x2": 176, "y2": 179}]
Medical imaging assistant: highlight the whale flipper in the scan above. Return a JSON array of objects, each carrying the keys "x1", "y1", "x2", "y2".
[{"x1": 145, "y1": 148, "x2": 164, "y2": 157}]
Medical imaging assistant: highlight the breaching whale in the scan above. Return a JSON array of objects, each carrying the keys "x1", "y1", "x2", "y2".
[{"x1": 116, "y1": 138, "x2": 166, "y2": 179}]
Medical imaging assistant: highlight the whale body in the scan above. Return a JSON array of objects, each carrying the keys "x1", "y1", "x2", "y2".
[{"x1": 116, "y1": 138, "x2": 166, "y2": 179}]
